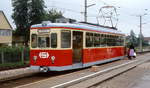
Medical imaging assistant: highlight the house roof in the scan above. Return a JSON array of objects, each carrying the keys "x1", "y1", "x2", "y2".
[
  {"x1": 144, "y1": 37, "x2": 150, "y2": 41},
  {"x1": 0, "y1": 11, "x2": 13, "y2": 30}
]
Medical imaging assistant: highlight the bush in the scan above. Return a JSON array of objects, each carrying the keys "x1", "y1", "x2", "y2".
[{"x1": 0, "y1": 46, "x2": 30, "y2": 64}]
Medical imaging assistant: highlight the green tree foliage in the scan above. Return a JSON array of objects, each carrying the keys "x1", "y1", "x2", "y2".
[
  {"x1": 45, "y1": 9, "x2": 63, "y2": 23},
  {"x1": 129, "y1": 30, "x2": 138, "y2": 46},
  {"x1": 30, "y1": 0, "x2": 46, "y2": 25},
  {"x1": 12, "y1": 0, "x2": 64, "y2": 46},
  {"x1": 137, "y1": 34, "x2": 149, "y2": 46},
  {"x1": 12, "y1": 0, "x2": 29, "y2": 36},
  {"x1": 12, "y1": 0, "x2": 46, "y2": 46},
  {"x1": 126, "y1": 30, "x2": 149, "y2": 47}
]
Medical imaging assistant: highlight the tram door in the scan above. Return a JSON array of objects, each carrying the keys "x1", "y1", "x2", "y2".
[{"x1": 72, "y1": 31, "x2": 83, "y2": 63}]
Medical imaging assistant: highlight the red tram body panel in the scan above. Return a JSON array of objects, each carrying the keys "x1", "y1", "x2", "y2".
[
  {"x1": 30, "y1": 50, "x2": 72, "y2": 66},
  {"x1": 30, "y1": 22, "x2": 125, "y2": 72}
]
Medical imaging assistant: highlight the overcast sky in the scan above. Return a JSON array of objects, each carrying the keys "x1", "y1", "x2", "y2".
[{"x1": 0, "y1": 0, "x2": 150, "y2": 37}]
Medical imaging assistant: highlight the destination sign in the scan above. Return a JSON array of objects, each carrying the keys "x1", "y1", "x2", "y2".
[{"x1": 38, "y1": 29, "x2": 50, "y2": 33}]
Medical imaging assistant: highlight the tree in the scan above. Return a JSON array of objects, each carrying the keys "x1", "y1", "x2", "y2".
[
  {"x1": 12, "y1": 0, "x2": 46, "y2": 46},
  {"x1": 12, "y1": 0, "x2": 29, "y2": 36},
  {"x1": 137, "y1": 34, "x2": 149, "y2": 46},
  {"x1": 129, "y1": 30, "x2": 138, "y2": 46},
  {"x1": 45, "y1": 9, "x2": 63, "y2": 23},
  {"x1": 29, "y1": 0, "x2": 46, "y2": 25},
  {"x1": 12, "y1": 0, "x2": 64, "y2": 46}
]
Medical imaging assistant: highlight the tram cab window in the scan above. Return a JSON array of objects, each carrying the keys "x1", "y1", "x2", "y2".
[
  {"x1": 86, "y1": 33, "x2": 94, "y2": 47},
  {"x1": 61, "y1": 31, "x2": 71, "y2": 48},
  {"x1": 31, "y1": 34, "x2": 37, "y2": 48},
  {"x1": 51, "y1": 33, "x2": 57, "y2": 48},
  {"x1": 38, "y1": 36, "x2": 50, "y2": 48}
]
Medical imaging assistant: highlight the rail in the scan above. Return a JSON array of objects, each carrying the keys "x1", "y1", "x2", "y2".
[{"x1": 52, "y1": 53, "x2": 150, "y2": 88}]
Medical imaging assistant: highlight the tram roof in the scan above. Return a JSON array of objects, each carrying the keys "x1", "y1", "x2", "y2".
[{"x1": 31, "y1": 22, "x2": 124, "y2": 35}]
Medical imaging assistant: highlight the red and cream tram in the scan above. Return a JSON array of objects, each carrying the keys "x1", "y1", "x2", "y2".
[{"x1": 30, "y1": 22, "x2": 125, "y2": 72}]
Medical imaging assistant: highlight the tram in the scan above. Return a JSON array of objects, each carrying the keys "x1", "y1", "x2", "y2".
[{"x1": 30, "y1": 22, "x2": 125, "y2": 72}]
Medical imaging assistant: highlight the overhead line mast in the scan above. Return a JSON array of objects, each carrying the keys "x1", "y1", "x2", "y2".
[
  {"x1": 84, "y1": 0, "x2": 95, "y2": 22},
  {"x1": 84, "y1": 0, "x2": 87, "y2": 22}
]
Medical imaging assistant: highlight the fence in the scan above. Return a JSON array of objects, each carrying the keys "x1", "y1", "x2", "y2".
[{"x1": 0, "y1": 47, "x2": 29, "y2": 65}]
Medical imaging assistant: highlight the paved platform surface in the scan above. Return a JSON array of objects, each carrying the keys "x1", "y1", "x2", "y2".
[
  {"x1": 132, "y1": 63, "x2": 150, "y2": 88},
  {"x1": 1, "y1": 53, "x2": 150, "y2": 88},
  {"x1": 14, "y1": 53, "x2": 150, "y2": 88},
  {"x1": 0, "y1": 67, "x2": 38, "y2": 81},
  {"x1": 89, "y1": 53, "x2": 150, "y2": 88},
  {"x1": 14, "y1": 60, "x2": 130, "y2": 88}
]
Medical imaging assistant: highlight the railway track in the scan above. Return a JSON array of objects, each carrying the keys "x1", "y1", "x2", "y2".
[
  {"x1": 0, "y1": 52, "x2": 150, "y2": 88},
  {"x1": 14, "y1": 53, "x2": 150, "y2": 88},
  {"x1": 51, "y1": 53, "x2": 150, "y2": 88},
  {"x1": 0, "y1": 61, "x2": 125, "y2": 88}
]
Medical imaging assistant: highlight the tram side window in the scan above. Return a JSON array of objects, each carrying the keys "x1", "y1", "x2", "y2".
[
  {"x1": 51, "y1": 33, "x2": 57, "y2": 48},
  {"x1": 115, "y1": 36, "x2": 121, "y2": 46},
  {"x1": 94, "y1": 34, "x2": 100, "y2": 47},
  {"x1": 106, "y1": 35, "x2": 110, "y2": 46},
  {"x1": 101, "y1": 34, "x2": 106, "y2": 47},
  {"x1": 31, "y1": 34, "x2": 37, "y2": 48},
  {"x1": 108, "y1": 35, "x2": 111, "y2": 46},
  {"x1": 111, "y1": 35, "x2": 116, "y2": 46},
  {"x1": 86, "y1": 33, "x2": 93, "y2": 47},
  {"x1": 113, "y1": 36, "x2": 117, "y2": 46},
  {"x1": 120, "y1": 36, "x2": 124, "y2": 46},
  {"x1": 38, "y1": 36, "x2": 50, "y2": 48},
  {"x1": 61, "y1": 31, "x2": 71, "y2": 48},
  {"x1": 108, "y1": 35, "x2": 115, "y2": 46}
]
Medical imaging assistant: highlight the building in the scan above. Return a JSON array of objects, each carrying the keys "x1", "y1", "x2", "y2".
[
  {"x1": 55, "y1": 17, "x2": 76, "y2": 23},
  {"x1": 144, "y1": 37, "x2": 150, "y2": 45},
  {"x1": 12, "y1": 35, "x2": 25, "y2": 46},
  {"x1": 0, "y1": 11, "x2": 12, "y2": 46}
]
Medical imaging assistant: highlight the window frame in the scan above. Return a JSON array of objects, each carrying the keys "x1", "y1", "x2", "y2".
[
  {"x1": 37, "y1": 35, "x2": 50, "y2": 48},
  {"x1": 31, "y1": 34, "x2": 38, "y2": 48},
  {"x1": 86, "y1": 32, "x2": 94, "y2": 47},
  {"x1": 61, "y1": 30, "x2": 71, "y2": 48},
  {"x1": 51, "y1": 33, "x2": 57, "y2": 48}
]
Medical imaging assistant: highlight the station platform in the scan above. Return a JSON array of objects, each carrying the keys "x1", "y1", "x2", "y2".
[
  {"x1": 0, "y1": 67, "x2": 38, "y2": 82},
  {"x1": 1, "y1": 53, "x2": 150, "y2": 88},
  {"x1": 131, "y1": 62, "x2": 150, "y2": 88}
]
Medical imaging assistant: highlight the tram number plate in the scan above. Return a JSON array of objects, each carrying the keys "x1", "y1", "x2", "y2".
[{"x1": 39, "y1": 52, "x2": 49, "y2": 58}]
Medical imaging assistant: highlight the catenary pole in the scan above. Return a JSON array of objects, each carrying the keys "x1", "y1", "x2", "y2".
[{"x1": 84, "y1": 0, "x2": 87, "y2": 22}]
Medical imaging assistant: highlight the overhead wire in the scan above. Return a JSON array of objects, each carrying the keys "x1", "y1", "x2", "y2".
[
  {"x1": 46, "y1": 0, "x2": 99, "y2": 18},
  {"x1": 47, "y1": 6, "x2": 82, "y2": 14}
]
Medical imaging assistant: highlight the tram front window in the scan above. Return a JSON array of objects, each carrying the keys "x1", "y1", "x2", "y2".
[
  {"x1": 51, "y1": 33, "x2": 57, "y2": 48},
  {"x1": 38, "y1": 37, "x2": 50, "y2": 48},
  {"x1": 31, "y1": 34, "x2": 37, "y2": 48}
]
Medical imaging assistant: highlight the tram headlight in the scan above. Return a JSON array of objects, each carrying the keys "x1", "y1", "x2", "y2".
[
  {"x1": 33, "y1": 56, "x2": 37, "y2": 61},
  {"x1": 51, "y1": 56, "x2": 55, "y2": 64}
]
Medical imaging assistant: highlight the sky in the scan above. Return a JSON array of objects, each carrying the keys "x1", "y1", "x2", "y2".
[{"x1": 0, "y1": 0, "x2": 150, "y2": 37}]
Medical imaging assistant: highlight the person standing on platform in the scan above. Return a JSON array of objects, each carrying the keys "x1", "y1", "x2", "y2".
[{"x1": 128, "y1": 44, "x2": 136, "y2": 60}]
